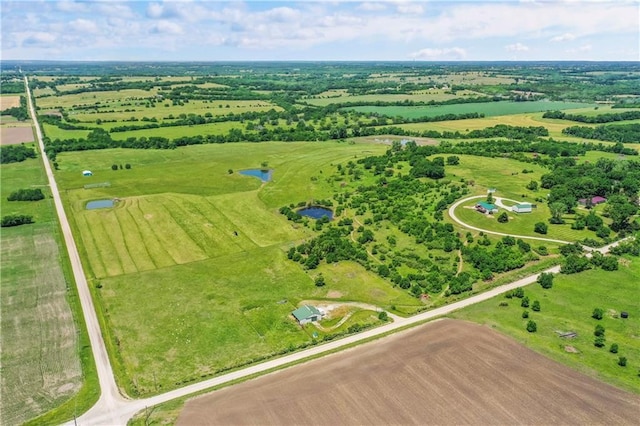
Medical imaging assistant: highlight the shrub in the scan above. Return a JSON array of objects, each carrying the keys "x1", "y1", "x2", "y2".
[
  {"x1": 537, "y1": 272, "x2": 554, "y2": 289},
  {"x1": 111, "y1": 164, "x2": 118, "y2": 170},
  {"x1": 314, "y1": 274, "x2": 325, "y2": 287},
  {"x1": 497, "y1": 212, "x2": 509, "y2": 223},
  {"x1": 610, "y1": 343, "x2": 619, "y2": 354},
  {"x1": 594, "y1": 324, "x2": 605, "y2": 337},
  {"x1": 532, "y1": 300, "x2": 541, "y2": 312},
  {"x1": 1, "y1": 214, "x2": 34, "y2": 227},
  {"x1": 618, "y1": 357, "x2": 627, "y2": 367},
  {"x1": 521, "y1": 296, "x2": 530, "y2": 308},
  {"x1": 125, "y1": 163, "x2": 131, "y2": 169},
  {"x1": 534, "y1": 222, "x2": 548, "y2": 234},
  {"x1": 594, "y1": 336, "x2": 606, "y2": 347},
  {"x1": 378, "y1": 311, "x2": 388, "y2": 321},
  {"x1": 7, "y1": 188, "x2": 44, "y2": 201},
  {"x1": 526, "y1": 320, "x2": 537, "y2": 333},
  {"x1": 592, "y1": 308, "x2": 604, "y2": 320},
  {"x1": 522, "y1": 310, "x2": 529, "y2": 318}
]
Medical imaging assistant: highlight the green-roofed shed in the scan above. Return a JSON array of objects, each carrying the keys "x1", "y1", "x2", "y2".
[
  {"x1": 476, "y1": 201, "x2": 498, "y2": 213},
  {"x1": 292, "y1": 305, "x2": 323, "y2": 324}
]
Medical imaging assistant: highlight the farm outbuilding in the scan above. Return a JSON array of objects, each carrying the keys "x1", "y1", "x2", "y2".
[
  {"x1": 292, "y1": 305, "x2": 323, "y2": 325},
  {"x1": 512, "y1": 203, "x2": 532, "y2": 213},
  {"x1": 82, "y1": 170, "x2": 93, "y2": 176},
  {"x1": 476, "y1": 201, "x2": 498, "y2": 214}
]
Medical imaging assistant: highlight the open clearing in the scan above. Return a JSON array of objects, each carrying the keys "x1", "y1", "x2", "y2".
[
  {"x1": 177, "y1": 319, "x2": 640, "y2": 425},
  {"x1": 0, "y1": 95, "x2": 20, "y2": 110},
  {"x1": 1, "y1": 126, "x2": 34, "y2": 145}
]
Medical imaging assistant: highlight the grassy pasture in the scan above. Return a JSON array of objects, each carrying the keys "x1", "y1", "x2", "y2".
[
  {"x1": 302, "y1": 89, "x2": 481, "y2": 106},
  {"x1": 453, "y1": 258, "x2": 640, "y2": 394},
  {"x1": 71, "y1": 100, "x2": 279, "y2": 123},
  {"x1": 35, "y1": 89, "x2": 160, "y2": 109},
  {"x1": 349, "y1": 101, "x2": 595, "y2": 120},
  {"x1": 0, "y1": 95, "x2": 21, "y2": 110}
]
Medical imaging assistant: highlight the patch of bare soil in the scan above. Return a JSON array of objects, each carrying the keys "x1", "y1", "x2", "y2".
[
  {"x1": 0, "y1": 96, "x2": 20, "y2": 111},
  {"x1": 1, "y1": 127, "x2": 34, "y2": 145},
  {"x1": 178, "y1": 319, "x2": 640, "y2": 426},
  {"x1": 326, "y1": 290, "x2": 343, "y2": 298},
  {"x1": 565, "y1": 346, "x2": 580, "y2": 353},
  {"x1": 358, "y1": 135, "x2": 439, "y2": 146}
]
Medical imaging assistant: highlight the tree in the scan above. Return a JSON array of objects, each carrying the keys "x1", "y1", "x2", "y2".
[
  {"x1": 618, "y1": 357, "x2": 627, "y2": 367},
  {"x1": 486, "y1": 192, "x2": 494, "y2": 204},
  {"x1": 610, "y1": 343, "x2": 619, "y2": 354},
  {"x1": 526, "y1": 180, "x2": 538, "y2": 191},
  {"x1": 125, "y1": 163, "x2": 132, "y2": 169},
  {"x1": 594, "y1": 335, "x2": 606, "y2": 347},
  {"x1": 532, "y1": 300, "x2": 540, "y2": 312},
  {"x1": 526, "y1": 320, "x2": 537, "y2": 333},
  {"x1": 314, "y1": 274, "x2": 325, "y2": 287},
  {"x1": 537, "y1": 272, "x2": 554, "y2": 289},
  {"x1": 594, "y1": 324, "x2": 605, "y2": 337},
  {"x1": 497, "y1": 212, "x2": 509, "y2": 223},
  {"x1": 592, "y1": 307, "x2": 604, "y2": 320},
  {"x1": 549, "y1": 202, "x2": 567, "y2": 224},
  {"x1": 378, "y1": 311, "x2": 388, "y2": 321},
  {"x1": 228, "y1": 169, "x2": 233, "y2": 174},
  {"x1": 111, "y1": 164, "x2": 118, "y2": 170},
  {"x1": 605, "y1": 195, "x2": 638, "y2": 232},
  {"x1": 522, "y1": 310, "x2": 529, "y2": 319},
  {"x1": 534, "y1": 222, "x2": 547, "y2": 234},
  {"x1": 1, "y1": 214, "x2": 34, "y2": 227},
  {"x1": 446, "y1": 155, "x2": 460, "y2": 165},
  {"x1": 521, "y1": 296, "x2": 530, "y2": 308}
]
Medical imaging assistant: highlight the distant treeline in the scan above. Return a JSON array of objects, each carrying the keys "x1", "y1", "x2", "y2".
[
  {"x1": 543, "y1": 110, "x2": 640, "y2": 123},
  {"x1": 562, "y1": 123, "x2": 640, "y2": 143},
  {"x1": 1, "y1": 144, "x2": 37, "y2": 164},
  {"x1": 7, "y1": 188, "x2": 45, "y2": 201}
]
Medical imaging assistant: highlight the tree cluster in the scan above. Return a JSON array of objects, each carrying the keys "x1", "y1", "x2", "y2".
[
  {"x1": 7, "y1": 188, "x2": 45, "y2": 201},
  {"x1": 0, "y1": 144, "x2": 37, "y2": 164}
]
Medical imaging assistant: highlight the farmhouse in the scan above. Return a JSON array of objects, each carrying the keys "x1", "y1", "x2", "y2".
[
  {"x1": 82, "y1": 170, "x2": 93, "y2": 176},
  {"x1": 476, "y1": 201, "x2": 498, "y2": 214},
  {"x1": 512, "y1": 202, "x2": 532, "y2": 213},
  {"x1": 292, "y1": 305, "x2": 323, "y2": 325},
  {"x1": 579, "y1": 196, "x2": 607, "y2": 206}
]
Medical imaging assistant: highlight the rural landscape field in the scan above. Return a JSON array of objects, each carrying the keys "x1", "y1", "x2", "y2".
[{"x1": 1, "y1": 58, "x2": 639, "y2": 425}]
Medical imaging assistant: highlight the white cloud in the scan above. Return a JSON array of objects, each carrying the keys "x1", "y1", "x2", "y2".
[
  {"x1": 396, "y1": 2, "x2": 424, "y2": 15},
  {"x1": 22, "y1": 32, "x2": 57, "y2": 46},
  {"x1": 567, "y1": 43, "x2": 593, "y2": 53},
  {"x1": 69, "y1": 19, "x2": 98, "y2": 34},
  {"x1": 550, "y1": 32, "x2": 576, "y2": 42},
  {"x1": 150, "y1": 20, "x2": 183, "y2": 35},
  {"x1": 56, "y1": 0, "x2": 87, "y2": 13},
  {"x1": 147, "y1": 3, "x2": 164, "y2": 19},
  {"x1": 409, "y1": 47, "x2": 467, "y2": 60},
  {"x1": 505, "y1": 42, "x2": 529, "y2": 52},
  {"x1": 357, "y1": 2, "x2": 387, "y2": 12}
]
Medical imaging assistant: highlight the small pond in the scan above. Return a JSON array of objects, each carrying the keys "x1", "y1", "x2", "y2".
[
  {"x1": 86, "y1": 199, "x2": 114, "y2": 210},
  {"x1": 298, "y1": 206, "x2": 333, "y2": 220},
  {"x1": 239, "y1": 168, "x2": 273, "y2": 182}
]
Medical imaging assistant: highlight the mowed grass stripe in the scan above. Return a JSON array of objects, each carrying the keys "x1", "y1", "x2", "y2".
[
  {"x1": 138, "y1": 196, "x2": 207, "y2": 265},
  {"x1": 114, "y1": 200, "x2": 156, "y2": 273},
  {"x1": 75, "y1": 212, "x2": 113, "y2": 278},
  {"x1": 162, "y1": 193, "x2": 255, "y2": 257},
  {"x1": 101, "y1": 210, "x2": 138, "y2": 276},
  {"x1": 127, "y1": 198, "x2": 176, "y2": 270}
]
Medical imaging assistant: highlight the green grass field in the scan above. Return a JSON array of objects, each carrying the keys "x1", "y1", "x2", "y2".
[
  {"x1": 452, "y1": 258, "x2": 640, "y2": 393},
  {"x1": 54, "y1": 141, "x2": 431, "y2": 396},
  {"x1": 348, "y1": 101, "x2": 595, "y2": 119},
  {"x1": 0, "y1": 158, "x2": 87, "y2": 425}
]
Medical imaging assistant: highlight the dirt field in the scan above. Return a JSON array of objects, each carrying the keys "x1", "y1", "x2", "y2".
[
  {"x1": 0, "y1": 95, "x2": 20, "y2": 111},
  {"x1": 178, "y1": 319, "x2": 640, "y2": 425},
  {"x1": 1, "y1": 126, "x2": 34, "y2": 145}
]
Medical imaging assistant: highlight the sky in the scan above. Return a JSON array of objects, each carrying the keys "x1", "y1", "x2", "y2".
[{"x1": 1, "y1": 0, "x2": 639, "y2": 61}]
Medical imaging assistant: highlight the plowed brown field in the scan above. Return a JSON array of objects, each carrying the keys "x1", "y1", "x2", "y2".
[{"x1": 178, "y1": 319, "x2": 640, "y2": 425}]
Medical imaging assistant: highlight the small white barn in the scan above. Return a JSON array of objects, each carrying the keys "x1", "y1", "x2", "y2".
[
  {"x1": 82, "y1": 170, "x2": 93, "y2": 177},
  {"x1": 512, "y1": 202, "x2": 532, "y2": 213}
]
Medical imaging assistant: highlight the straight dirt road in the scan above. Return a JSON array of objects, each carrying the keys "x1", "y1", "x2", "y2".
[{"x1": 24, "y1": 76, "x2": 127, "y2": 423}]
